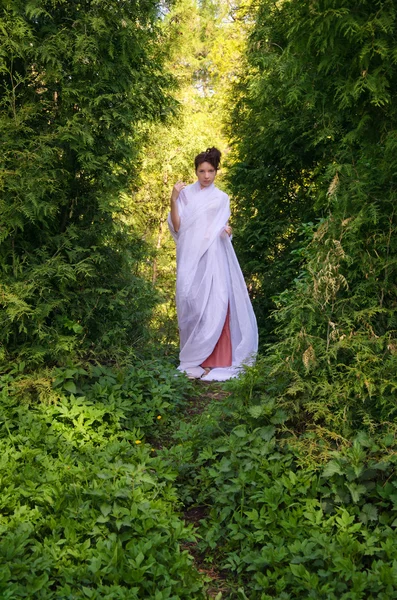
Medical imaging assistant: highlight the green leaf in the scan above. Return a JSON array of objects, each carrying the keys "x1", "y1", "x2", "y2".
[
  {"x1": 359, "y1": 504, "x2": 378, "y2": 523},
  {"x1": 100, "y1": 504, "x2": 112, "y2": 517},
  {"x1": 346, "y1": 483, "x2": 367, "y2": 503},
  {"x1": 135, "y1": 552, "x2": 145, "y2": 567},
  {"x1": 322, "y1": 460, "x2": 343, "y2": 478},
  {"x1": 248, "y1": 405, "x2": 263, "y2": 419},
  {"x1": 233, "y1": 426, "x2": 247, "y2": 438},
  {"x1": 215, "y1": 446, "x2": 229, "y2": 453},
  {"x1": 258, "y1": 426, "x2": 276, "y2": 441},
  {"x1": 63, "y1": 381, "x2": 77, "y2": 394},
  {"x1": 26, "y1": 574, "x2": 48, "y2": 593}
]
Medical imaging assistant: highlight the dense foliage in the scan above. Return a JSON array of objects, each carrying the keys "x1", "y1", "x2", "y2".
[
  {"x1": 2, "y1": 0, "x2": 397, "y2": 598},
  {"x1": 168, "y1": 378, "x2": 397, "y2": 599},
  {"x1": 0, "y1": 0, "x2": 173, "y2": 366},
  {"x1": 0, "y1": 362, "x2": 205, "y2": 599},
  {"x1": 224, "y1": 0, "x2": 397, "y2": 437},
  {"x1": 227, "y1": 0, "x2": 397, "y2": 345}
]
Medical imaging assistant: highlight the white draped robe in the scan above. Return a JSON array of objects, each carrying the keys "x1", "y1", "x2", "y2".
[{"x1": 168, "y1": 181, "x2": 258, "y2": 381}]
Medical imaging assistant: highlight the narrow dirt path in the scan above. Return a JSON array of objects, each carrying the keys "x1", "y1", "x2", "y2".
[
  {"x1": 151, "y1": 380, "x2": 233, "y2": 597},
  {"x1": 179, "y1": 382, "x2": 232, "y2": 598},
  {"x1": 183, "y1": 382, "x2": 231, "y2": 417}
]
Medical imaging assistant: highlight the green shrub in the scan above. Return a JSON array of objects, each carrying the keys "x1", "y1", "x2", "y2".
[
  {"x1": 0, "y1": 0, "x2": 174, "y2": 365},
  {"x1": 168, "y1": 380, "x2": 397, "y2": 599},
  {"x1": 0, "y1": 362, "x2": 205, "y2": 599},
  {"x1": 227, "y1": 0, "x2": 397, "y2": 347}
]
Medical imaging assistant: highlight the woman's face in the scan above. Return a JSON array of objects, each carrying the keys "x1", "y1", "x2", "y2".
[{"x1": 196, "y1": 161, "x2": 216, "y2": 188}]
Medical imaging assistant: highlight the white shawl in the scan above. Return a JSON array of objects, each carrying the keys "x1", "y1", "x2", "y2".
[{"x1": 168, "y1": 181, "x2": 258, "y2": 381}]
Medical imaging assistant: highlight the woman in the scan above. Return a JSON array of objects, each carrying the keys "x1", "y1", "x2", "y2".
[{"x1": 168, "y1": 147, "x2": 258, "y2": 381}]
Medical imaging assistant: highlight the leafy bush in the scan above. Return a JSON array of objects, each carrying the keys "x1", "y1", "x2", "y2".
[
  {"x1": 167, "y1": 379, "x2": 397, "y2": 599},
  {"x1": 0, "y1": 362, "x2": 205, "y2": 599},
  {"x1": 224, "y1": 0, "x2": 397, "y2": 437},
  {"x1": 227, "y1": 0, "x2": 397, "y2": 345},
  {"x1": 0, "y1": 0, "x2": 174, "y2": 365},
  {"x1": 247, "y1": 161, "x2": 397, "y2": 436}
]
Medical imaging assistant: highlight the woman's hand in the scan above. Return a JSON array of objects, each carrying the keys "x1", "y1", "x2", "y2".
[
  {"x1": 225, "y1": 225, "x2": 232, "y2": 237},
  {"x1": 171, "y1": 181, "x2": 186, "y2": 203},
  {"x1": 170, "y1": 181, "x2": 185, "y2": 233}
]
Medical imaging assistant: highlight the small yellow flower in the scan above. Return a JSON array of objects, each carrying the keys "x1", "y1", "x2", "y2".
[
  {"x1": 157, "y1": 415, "x2": 162, "y2": 420},
  {"x1": 151, "y1": 448, "x2": 155, "y2": 452},
  {"x1": 135, "y1": 440, "x2": 142, "y2": 445}
]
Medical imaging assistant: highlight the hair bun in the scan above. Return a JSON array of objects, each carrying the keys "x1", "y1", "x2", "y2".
[
  {"x1": 206, "y1": 147, "x2": 221, "y2": 156},
  {"x1": 194, "y1": 147, "x2": 222, "y2": 171},
  {"x1": 205, "y1": 147, "x2": 221, "y2": 169}
]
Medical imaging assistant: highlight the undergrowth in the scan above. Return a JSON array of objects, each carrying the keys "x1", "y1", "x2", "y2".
[
  {"x1": 2, "y1": 360, "x2": 397, "y2": 599},
  {"x1": 161, "y1": 369, "x2": 397, "y2": 599},
  {"x1": 0, "y1": 361, "x2": 205, "y2": 599}
]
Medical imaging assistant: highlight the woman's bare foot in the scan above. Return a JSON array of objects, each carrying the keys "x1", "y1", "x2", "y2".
[{"x1": 201, "y1": 367, "x2": 212, "y2": 378}]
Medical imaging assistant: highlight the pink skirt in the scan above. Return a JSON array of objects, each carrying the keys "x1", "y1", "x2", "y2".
[{"x1": 201, "y1": 307, "x2": 232, "y2": 368}]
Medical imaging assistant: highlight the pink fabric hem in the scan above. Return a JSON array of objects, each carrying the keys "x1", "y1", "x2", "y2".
[{"x1": 201, "y1": 307, "x2": 232, "y2": 368}]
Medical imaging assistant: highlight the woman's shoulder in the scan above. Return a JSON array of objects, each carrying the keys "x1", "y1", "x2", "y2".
[
  {"x1": 182, "y1": 182, "x2": 199, "y2": 200},
  {"x1": 214, "y1": 186, "x2": 229, "y2": 201}
]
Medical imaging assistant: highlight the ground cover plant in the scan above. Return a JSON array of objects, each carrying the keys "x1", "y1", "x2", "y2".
[
  {"x1": 0, "y1": 362, "x2": 206, "y2": 599},
  {"x1": 3, "y1": 359, "x2": 397, "y2": 599},
  {"x1": 164, "y1": 373, "x2": 397, "y2": 599}
]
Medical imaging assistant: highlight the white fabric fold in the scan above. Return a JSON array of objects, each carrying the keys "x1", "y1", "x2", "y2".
[{"x1": 168, "y1": 181, "x2": 258, "y2": 381}]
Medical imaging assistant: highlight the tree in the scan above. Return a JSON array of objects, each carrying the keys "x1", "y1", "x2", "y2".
[
  {"x1": 0, "y1": 0, "x2": 174, "y2": 365},
  {"x1": 228, "y1": 0, "x2": 397, "y2": 431}
]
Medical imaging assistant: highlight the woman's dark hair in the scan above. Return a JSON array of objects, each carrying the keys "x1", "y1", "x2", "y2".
[{"x1": 194, "y1": 147, "x2": 221, "y2": 171}]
